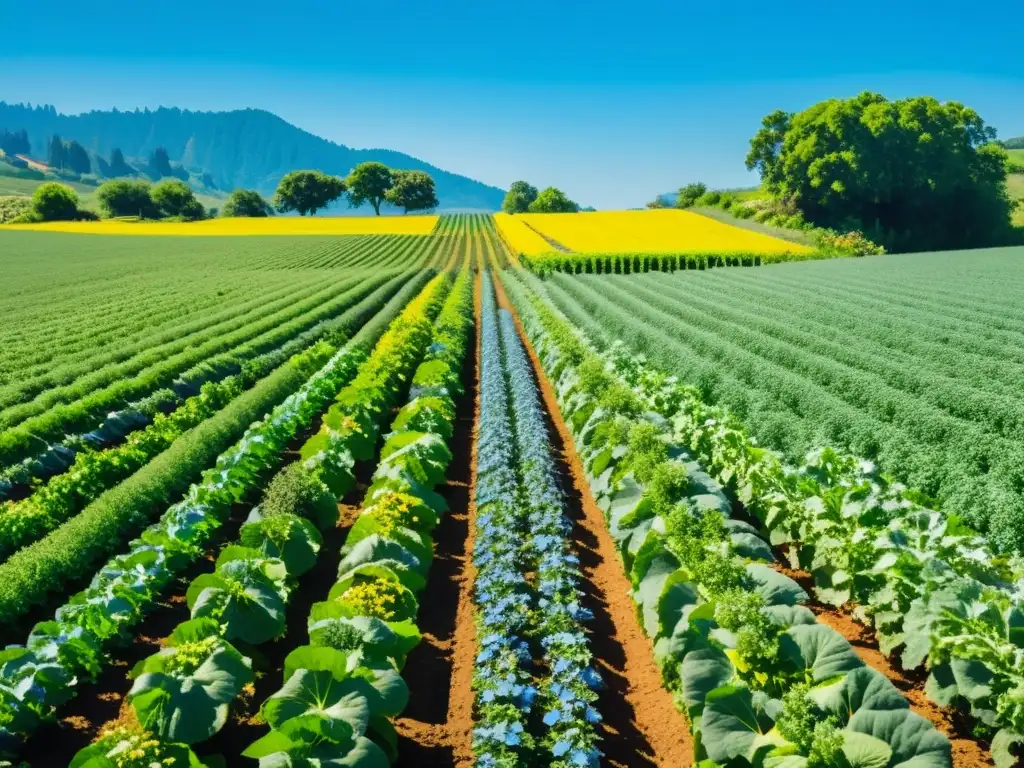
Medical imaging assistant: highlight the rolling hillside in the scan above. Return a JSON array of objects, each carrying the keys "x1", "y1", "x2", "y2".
[{"x1": 0, "y1": 102, "x2": 506, "y2": 211}]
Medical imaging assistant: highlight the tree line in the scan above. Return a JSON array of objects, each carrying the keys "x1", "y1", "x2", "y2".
[{"x1": 11, "y1": 161, "x2": 440, "y2": 223}]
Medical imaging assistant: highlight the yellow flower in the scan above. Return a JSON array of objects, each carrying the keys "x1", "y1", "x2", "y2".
[{"x1": 510, "y1": 209, "x2": 812, "y2": 255}]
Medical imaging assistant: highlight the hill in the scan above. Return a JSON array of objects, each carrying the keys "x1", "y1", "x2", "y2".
[{"x1": 0, "y1": 102, "x2": 506, "y2": 211}]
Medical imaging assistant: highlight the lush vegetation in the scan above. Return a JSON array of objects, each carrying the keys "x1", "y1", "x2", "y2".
[
  {"x1": 0, "y1": 213, "x2": 1019, "y2": 767},
  {"x1": 745, "y1": 92, "x2": 1016, "y2": 252},
  {"x1": 503, "y1": 269, "x2": 962, "y2": 767}
]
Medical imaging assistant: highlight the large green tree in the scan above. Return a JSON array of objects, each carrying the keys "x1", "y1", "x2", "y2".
[
  {"x1": 222, "y1": 189, "x2": 273, "y2": 217},
  {"x1": 502, "y1": 181, "x2": 538, "y2": 213},
  {"x1": 745, "y1": 92, "x2": 1014, "y2": 251},
  {"x1": 151, "y1": 179, "x2": 204, "y2": 220},
  {"x1": 384, "y1": 170, "x2": 438, "y2": 213},
  {"x1": 96, "y1": 179, "x2": 158, "y2": 218},
  {"x1": 273, "y1": 170, "x2": 346, "y2": 216},
  {"x1": 31, "y1": 182, "x2": 79, "y2": 221},
  {"x1": 65, "y1": 141, "x2": 91, "y2": 174},
  {"x1": 528, "y1": 186, "x2": 579, "y2": 213},
  {"x1": 346, "y1": 162, "x2": 393, "y2": 215}
]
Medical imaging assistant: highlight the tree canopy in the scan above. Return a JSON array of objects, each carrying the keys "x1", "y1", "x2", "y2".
[
  {"x1": 502, "y1": 181, "x2": 538, "y2": 214},
  {"x1": 385, "y1": 170, "x2": 438, "y2": 213},
  {"x1": 745, "y1": 92, "x2": 1014, "y2": 251},
  {"x1": 222, "y1": 189, "x2": 273, "y2": 217},
  {"x1": 96, "y1": 179, "x2": 158, "y2": 218},
  {"x1": 528, "y1": 186, "x2": 579, "y2": 213},
  {"x1": 151, "y1": 179, "x2": 204, "y2": 220},
  {"x1": 675, "y1": 182, "x2": 708, "y2": 209},
  {"x1": 273, "y1": 170, "x2": 346, "y2": 216},
  {"x1": 31, "y1": 182, "x2": 79, "y2": 221},
  {"x1": 346, "y1": 162, "x2": 393, "y2": 215}
]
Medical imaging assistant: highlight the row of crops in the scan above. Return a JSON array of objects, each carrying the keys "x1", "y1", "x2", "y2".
[{"x1": 470, "y1": 272, "x2": 601, "y2": 766}]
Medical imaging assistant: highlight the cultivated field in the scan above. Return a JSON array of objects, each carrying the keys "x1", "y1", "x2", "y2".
[
  {"x1": 0, "y1": 214, "x2": 1018, "y2": 768},
  {"x1": 4, "y1": 213, "x2": 440, "y2": 235},
  {"x1": 496, "y1": 208, "x2": 812, "y2": 256}
]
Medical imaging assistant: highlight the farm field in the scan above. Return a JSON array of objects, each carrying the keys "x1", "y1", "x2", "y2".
[
  {"x1": 0, "y1": 215, "x2": 1020, "y2": 768},
  {"x1": 3, "y1": 213, "x2": 440, "y2": 235},
  {"x1": 496, "y1": 208, "x2": 814, "y2": 256}
]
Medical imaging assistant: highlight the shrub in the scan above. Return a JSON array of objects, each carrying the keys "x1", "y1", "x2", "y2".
[
  {"x1": 0, "y1": 195, "x2": 32, "y2": 223},
  {"x1": 697, "y1": 190, "x2": 721, "y2": 206},
  {"x1": 30, "y1": 182, "x2": 79, "y2": 221},
  {"x1": 732, "y1": 204, "x2": 755, "y2": 219},
  {"x1": 97, "y1": 179, "x2": 158, "y2": 218},
  {"x1": 814, "y1": 229, "x2": 885, "y2": 256},
  {"x1": 151, "y1": 179, "x2": 204, "y2": 220},
  {"x1": 222, "y1": 189, "x2": 272, "y2": 217}
]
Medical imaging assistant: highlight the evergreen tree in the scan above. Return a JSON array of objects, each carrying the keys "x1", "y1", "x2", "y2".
[{"x1": 48, "y1": 135, "x2": 67, "y2": 169}]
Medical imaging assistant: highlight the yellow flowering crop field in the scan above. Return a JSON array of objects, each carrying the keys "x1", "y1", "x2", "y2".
[
  {"x1": 492, "y1": 212, "x2": 555, "y2": 259},
  {"x1": 515, "y1": 209, "x2": 812, "y2": 255},
  {"x1": 2, "y1": 214, "x2": 440, "y2": 236}
]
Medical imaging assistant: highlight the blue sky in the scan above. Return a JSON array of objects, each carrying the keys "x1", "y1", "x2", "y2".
[{"x1": 3, "y1": 0, "x2": 1023, "y2": 208}]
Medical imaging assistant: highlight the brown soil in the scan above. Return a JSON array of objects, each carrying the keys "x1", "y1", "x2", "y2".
[
  {"x1": 494, "y1": 275, "x2": 695, "y2": 767},
  {"x1": 393, "y1": 273, "x2": 481, "y2": 766},
  {"x1": 771, "y1": 562, "x2": 993, "y2": 768}
]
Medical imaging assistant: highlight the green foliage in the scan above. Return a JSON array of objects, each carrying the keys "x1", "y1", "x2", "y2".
[
  {"x1": 528, "y1": 186, "x2": 579, "y2": 213},
  {"x1": 346, "y1": 162, "x2": 393, "y2": 216},
  {"x1": 0, "y1": 195, "x2": 32, "y2": 223},
  {"x1": 502, "y1": 180, "x2": 538, "y2": 214},
  {"x1": 96, "y1": 179, "x2": 157, "y2": 218},
  {"x1": 222, "y1": 188, "x2": 272, "y2": 217},
  {"x1": 150, "y1": 178, "x2": 204, "y2": 220},
  {"x1": 261, "y1": 462, "x2": 339, "y2": 531},
  {"x1": 746, "y1": 92, "x2": 1015, "y2": 251},
  {"x1": 384, "y1": 169, "x2": 438, "y2": 213},
  {"x1": 273, "y1": 170, "x2": 346, "y2": 216},
  {"x1": 675, "y1": 181, "x2": 707, "y2": 208},
  {"x1": 30, "y1": 182, "x2": 79, "y2": 221}
]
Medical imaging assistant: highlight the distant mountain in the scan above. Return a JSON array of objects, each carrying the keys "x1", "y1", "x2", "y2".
[{"x1": 0, "y1": 102, "x2": 505, "y2": 211}]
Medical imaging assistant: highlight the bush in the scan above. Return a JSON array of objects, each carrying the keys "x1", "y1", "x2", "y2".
[
  {"x1": 753, "y1": 208, "x2": 774, "y2": 223},
  {"x1": 30, "y1": 182, "x2": 79, "y2": 221},
  {"x1": 222, "y1": 189, "x2": 272, "y2": 217},
  {"x1": 675, "y1": 182, "x2": 708, "y2": 208},
  {"x1": 151, "y1": 179, "x2": 204, "y2": 220},
  {"x1": 697, "y1": 191, "x2": 721, "y2": 206},
  {"x1": 97, "y1": 179, "x2": 158, "y2": 218},
  {"x1": 733, "y1": 204, "x2": 755, "y2": 219},
  {"x1": 0, "y1": 195, "x2": 32, "y2": 223},
  {"x1": 718, "y1": 193, "x2": 735, "y2": 210},
  {"x1": 814, "y1": 229, "x2": 886, "y2": 256}
]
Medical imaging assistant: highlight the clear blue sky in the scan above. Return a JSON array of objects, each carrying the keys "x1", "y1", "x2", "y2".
[{"x1": 3, "y1": 0, "x2": 1023, "y2": 208}]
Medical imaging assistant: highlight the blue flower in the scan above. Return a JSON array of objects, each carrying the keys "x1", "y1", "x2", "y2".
[
  {"x1": 543, "y1": 708, "x2": 562, "y2": 726},
  {"x1": 552, "y1": 740, "x2": 571, "y2": 757}
]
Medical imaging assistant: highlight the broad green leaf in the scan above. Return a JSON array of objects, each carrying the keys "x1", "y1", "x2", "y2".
[
  {"x1": 847, "y1": 708, "x2": 951, "y2": 768},
  {"x1": 700, "y1": 684, "x2": 774, "y2": 763},
  {"x1": 841, "y1": 731, "x2": 893, "y2": 768},
  {"x1": 745, "y1": 562, "x2": 807, "y2": 606},
  {"x1": 681, "y1": 646, "x2": 735, "y2": 718},
  {"x1": 809, "y1": 667, "x2": 908, "y2": 722},
  {"x1": 779, "y1": 624, "x2": 862, "y2": 684},
  {"x1": 261, "y1": 669, "x2": 376, "y2": 733},
  {"x1": 128, "y1": 641, "x2": 253, "y2": 744}
]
